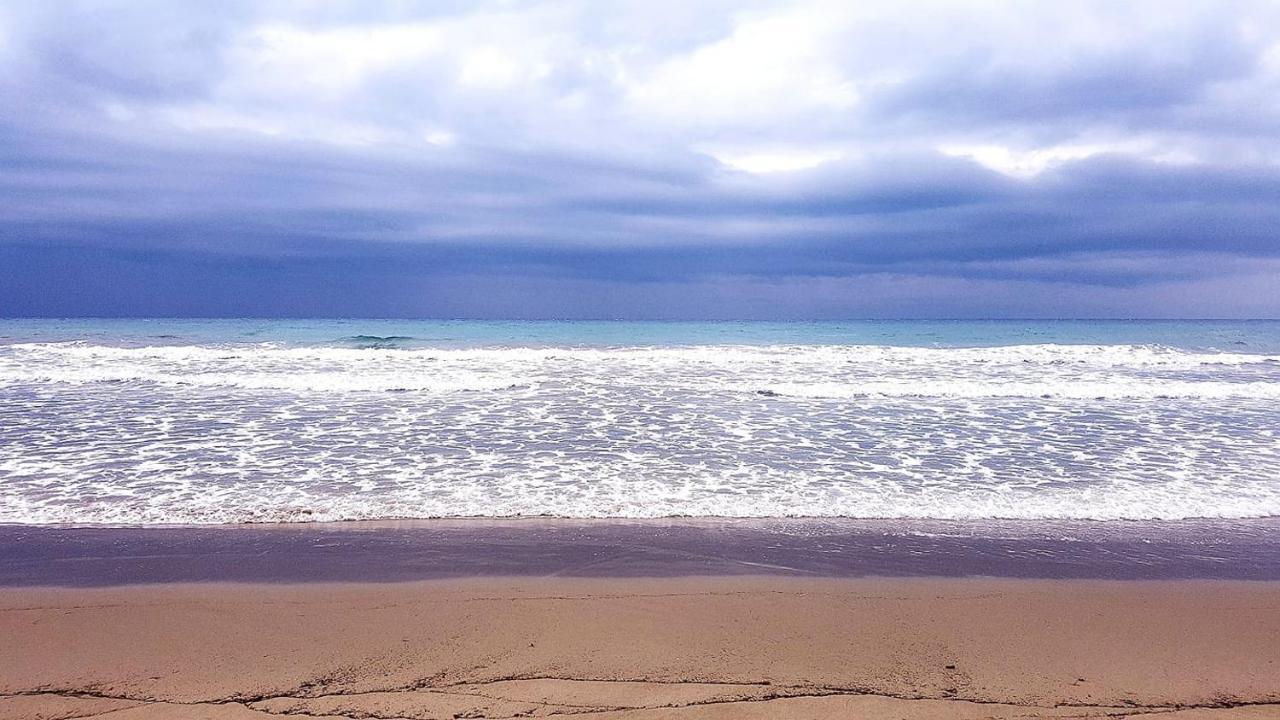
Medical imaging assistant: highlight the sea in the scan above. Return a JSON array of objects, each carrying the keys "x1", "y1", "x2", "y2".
[{"x1": 1, "y1": 319, "x2": 1278, "y2": 525}]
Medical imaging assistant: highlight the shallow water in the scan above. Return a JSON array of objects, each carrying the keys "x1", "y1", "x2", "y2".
[{"x1": 2, "y1": 320, "x2": 1278, "y2": 524}]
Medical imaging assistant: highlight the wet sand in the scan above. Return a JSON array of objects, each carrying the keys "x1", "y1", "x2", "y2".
[
  {"x1": 4, "y1": 517, "x2": 1280, "y2": 585},
  {"x1": 2, "y1": 520, "x2": 1279, "y2": 719}
]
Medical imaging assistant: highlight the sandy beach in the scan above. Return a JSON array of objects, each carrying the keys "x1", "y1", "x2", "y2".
[
  {"x1": 2, "y1": 577, "x2": 1279, "y2": 719},
  {"x1": 2, "y1": 521, "x2": 1280, "y2": 719}
]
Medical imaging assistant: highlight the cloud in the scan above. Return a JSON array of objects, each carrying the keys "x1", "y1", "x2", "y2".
[{"x1": 0, "y1": 0, "x2": 1278, "y2": 317}]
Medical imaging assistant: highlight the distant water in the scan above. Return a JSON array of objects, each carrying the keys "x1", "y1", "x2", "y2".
[{"x1": 1, "y1": 319, "x2": 1279, "y2": 525}]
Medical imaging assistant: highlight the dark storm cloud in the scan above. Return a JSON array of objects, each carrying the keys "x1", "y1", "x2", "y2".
[{"x1": 0, "y1": 0, "x2": 1278, "y2": 317}]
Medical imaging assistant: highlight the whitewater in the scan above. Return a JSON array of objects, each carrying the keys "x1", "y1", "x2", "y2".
[{"x1": 2, "y1": 321, "x2": 1279, "y2": 524}]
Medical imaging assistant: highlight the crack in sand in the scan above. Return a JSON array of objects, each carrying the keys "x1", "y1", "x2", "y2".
[{"x1": 6, "y1": 678, "x2": 1279, "y2": 720}]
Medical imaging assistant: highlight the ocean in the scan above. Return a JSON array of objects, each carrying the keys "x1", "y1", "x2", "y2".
[{"x1": 1, "y1": 319, "x2": 1278, "y2": 525}]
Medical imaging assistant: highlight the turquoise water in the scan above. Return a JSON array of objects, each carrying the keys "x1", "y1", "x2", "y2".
[
  {"x1": 1, "y1": 319, "x2": 1279, "y2": 524},
  {"x1": 2, "y1": 318, "x2": 1280, "y2": 351}
]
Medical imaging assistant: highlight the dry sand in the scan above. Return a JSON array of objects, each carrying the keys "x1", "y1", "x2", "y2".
[{"x1": 2, "y1": 576, "x2": 1278, "y2": 719}]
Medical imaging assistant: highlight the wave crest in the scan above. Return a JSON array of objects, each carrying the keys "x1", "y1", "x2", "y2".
[{"x1": 1, "y1": 342, "x2": 1277, "y2": 398}]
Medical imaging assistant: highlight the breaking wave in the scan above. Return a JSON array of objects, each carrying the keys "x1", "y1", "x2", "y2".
[
  {"x1": 1, "y1": 342, "x2": 1277, "y2": 399},
  {"x1": 2, "y1": 340, "x2": 1279, "y2": 524}
]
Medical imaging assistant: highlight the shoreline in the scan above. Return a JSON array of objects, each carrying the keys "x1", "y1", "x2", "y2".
[{"x1": 4, "y1": 517, "x2": 1280, "y2": 586}]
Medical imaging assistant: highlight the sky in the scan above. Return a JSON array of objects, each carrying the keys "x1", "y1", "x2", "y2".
[{"x1": 2, "y1": 1, "x2": 1280, "y2": 318}]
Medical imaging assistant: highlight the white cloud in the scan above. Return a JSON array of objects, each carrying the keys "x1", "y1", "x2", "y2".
[
  {"x1": 423, "y1": 129, "x2": 456, "y2": 146},
  {"x1": 457, "y1": 47, "x2": 523, "y2": 89},
  {"x1": 707, "y1": 147, "x2": 845, "y2": 173},
  {"x1": 623, "y1": 8, "x2": 858, "y2": 128},
  {"x1": 231, "y1": 22, "x2": 448, "y2": 99},
  {"x1": 20, "y1": 0, "x2": 1262, "y2": 171},
  {"x1": 939, "y1": 140, "x2": 1199, "y2": 178},
  {"x1": 938, "y1": 144, "x2": 1109, "y2": 177}
]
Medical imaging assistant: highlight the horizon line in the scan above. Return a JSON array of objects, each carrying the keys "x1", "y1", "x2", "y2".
[{"x1": 3, "y1": 316, "x2": 1279, "y2": 323}]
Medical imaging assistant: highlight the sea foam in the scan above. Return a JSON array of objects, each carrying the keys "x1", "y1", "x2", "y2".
[{"x1": 2, "y1": 341, "x2": 1278, "y2": 524}]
